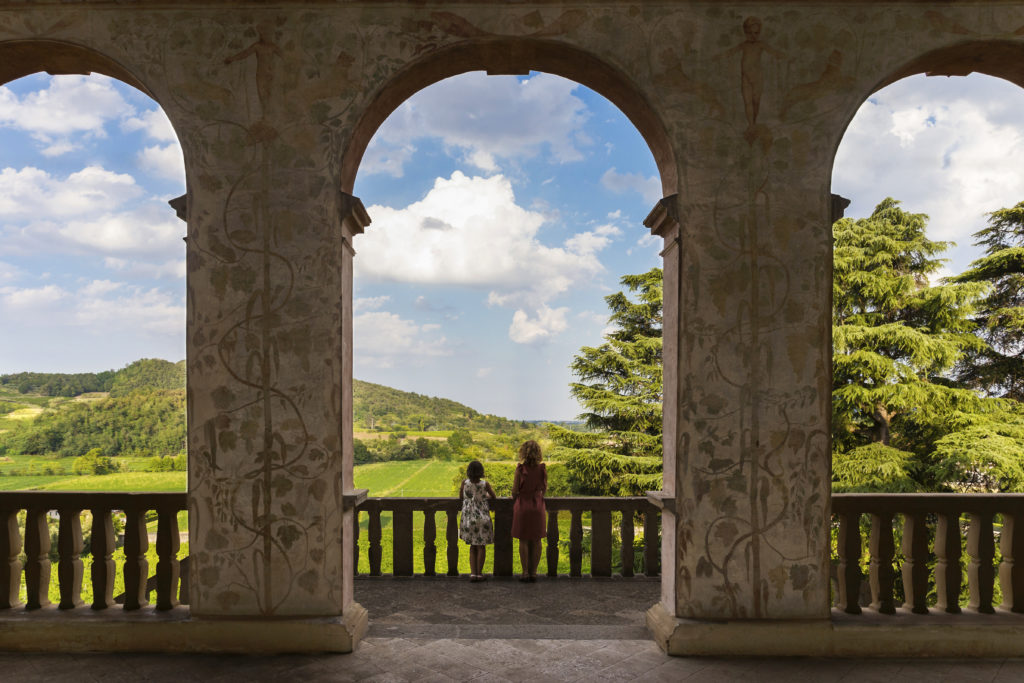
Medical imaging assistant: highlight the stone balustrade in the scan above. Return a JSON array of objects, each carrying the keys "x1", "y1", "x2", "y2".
[
  {"x1": 355, "y1": 496, "x2": 661, "y2": 578},
  {"x1": 0, "y1": 492, "x2": 187, "y2": 611},
  {"x1": 832, "y1": 493, "x2": 1024, "y2": 615}
]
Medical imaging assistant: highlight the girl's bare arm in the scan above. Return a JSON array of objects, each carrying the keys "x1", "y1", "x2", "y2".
[{"x1": 484, "y1": 481, "x2": 497, "y2": 499}]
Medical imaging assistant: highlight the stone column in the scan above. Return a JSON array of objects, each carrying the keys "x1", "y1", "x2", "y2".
[
  {"x1": 184, "y1": 120, "x2": 368, "y2": 650},
  {"x1": 646, "y1": 136, "x2": 833, "y2": 655}
]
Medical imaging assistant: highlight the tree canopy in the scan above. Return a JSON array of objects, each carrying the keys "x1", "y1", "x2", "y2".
[{"x1": 552, "y1": 268, "x2": 664, "y2": 495}]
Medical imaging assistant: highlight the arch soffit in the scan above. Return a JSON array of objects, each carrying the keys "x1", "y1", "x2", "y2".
[
  {"x1": 828, "y1": 39, "x2": 1024, "y2": 193},
  {"x1": 339, "y1": 38, "x2": 678, "y2": 198}
]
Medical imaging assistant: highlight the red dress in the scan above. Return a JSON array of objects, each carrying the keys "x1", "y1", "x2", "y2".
[{"x1": 511, "y1": 463, "x2": 546, "y2": 540}]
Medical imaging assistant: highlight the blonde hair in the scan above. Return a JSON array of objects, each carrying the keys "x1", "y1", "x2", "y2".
[{"x1": 518, "y1": 440, "x2": 542, "y2": 466}]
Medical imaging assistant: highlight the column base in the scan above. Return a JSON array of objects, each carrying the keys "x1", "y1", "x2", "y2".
[
  {"x1": 647, "y1": 602, "x2": 1024, "y2": 657},
  {"x1": 0, "y1": 603, "x2": 368, "y2": 654}
]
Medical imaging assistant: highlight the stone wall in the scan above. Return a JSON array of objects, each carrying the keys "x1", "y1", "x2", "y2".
[{"x1": 2, "y1": 0, "x2": 1023, "y2": 629}]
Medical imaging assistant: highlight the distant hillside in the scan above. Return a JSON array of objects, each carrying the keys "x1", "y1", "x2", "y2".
[
  {"x1": 354, "y1": 379, "x2": 527, "y2": 433},
  {"x1": 0, "y1": 358, "x2": 184, "y2": 397},
  {"x1": 0, "y1": 361, "x2": 527, "y2": 458}
]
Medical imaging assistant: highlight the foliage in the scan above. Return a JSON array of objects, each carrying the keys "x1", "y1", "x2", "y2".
[
  {"x1": 72, "y1": 449, "x2": 120, "y2": 476},
  {"x1": 354, "y1": 379, "x2": 529, "y2": 433},
  {"x1": 951, "y1": 202, "x2": 1024, "y2": 400},
  {"x1": 0, "y1": 370, "x2": 115, "y2": 397},
  {"x1": 108, "y1": 358, "x2": 185, "y2": 397},
  {"x1": 832, "y1": 198, "x2": 1024, "y2": 491},
  {"x1": 556, "y1": 268, "x2": 663, "y2": 496}
]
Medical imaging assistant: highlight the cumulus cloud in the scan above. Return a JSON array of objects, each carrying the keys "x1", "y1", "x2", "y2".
[
  {"x1": 361, "y1": 72, "x2": 589, "y2": 176},
  {"x1": 508, "y1": 305, "x2": 569, "y2": 344},
  {"x1": 354, "y1": 295, "x2": 391, "y2": 312},
  {"x1": 834, "y1": 74, "x2": 1024, "y2": 277},
  {"x1": 357, "y1": 172, "x2": 610, "y2": 311},
  {"x1": 104, "y1": 257, "x2": 185, "y2": 279},
  {"x1": 476, "y1": 367, "x2": 493, "y2": 379},
  {"x1": 600, "y1": 167, "x2": 661, "y2": 205},
  {"x1": 0, "y1": 166, "x2": 141, "y2": 218},
  {"x1": 0, "y1": 284, "x2": 66, "y2": 310},
  {"x1": 353, "y1": 310, "x2": 451, "y2": 368},
  {"x1": 0, "y1": 75, "x2": 132, "y2": 140},
  {"x1": 138, "y1": 144, "x2": 185, "y2": 182},
  {"x1": 0, "y1": 166, "x2": 183, "y2": 259},
  {"x1": 121, "y1": 108, "x2": 177, "y2": 142}
]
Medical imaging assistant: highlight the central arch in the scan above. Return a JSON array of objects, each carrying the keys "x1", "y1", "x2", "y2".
[{"x1": 339, "y1": 38, "x2": 678, "y2": 198}]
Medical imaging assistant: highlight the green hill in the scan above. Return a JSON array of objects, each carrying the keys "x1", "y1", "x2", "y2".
[
  {"x1": 354, "y1": 379, "x2": 526, "y2": 433},
  {"x1": 0, "y1": 361, "x2": 528, "y2": 458}
]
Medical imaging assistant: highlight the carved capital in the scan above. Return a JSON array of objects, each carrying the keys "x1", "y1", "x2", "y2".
[
  {"x1": 644, "y1": 194, "x2": 680, "y2": 254},
  {"x1": 339, "y1": 192, "x2": 371, "y2": 252}
]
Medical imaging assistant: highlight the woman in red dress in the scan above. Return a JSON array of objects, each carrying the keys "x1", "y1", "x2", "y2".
[{"x1": 511, "y1": 440, "x2": 546, "y2": 582}]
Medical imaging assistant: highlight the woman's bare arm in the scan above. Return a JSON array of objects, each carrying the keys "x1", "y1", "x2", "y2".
[
  {"x1": 512, "y1": 466, "x2": 522, "y2": 499},
  {"x1": 541, "y1": 463, "x2": 548, "y2": 493}
]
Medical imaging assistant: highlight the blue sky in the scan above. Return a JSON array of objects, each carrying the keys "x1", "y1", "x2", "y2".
[{"x1": 1, "y1": 71, "x2": 1023, "y2": 420}]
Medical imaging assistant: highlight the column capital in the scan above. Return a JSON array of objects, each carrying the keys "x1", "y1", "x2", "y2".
[{"x1": 339, "y1": 192, "x2": 371, "y2": 243}]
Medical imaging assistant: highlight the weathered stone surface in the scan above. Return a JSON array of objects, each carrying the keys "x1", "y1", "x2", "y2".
[{"x1": 2, "y1": 0, "x2": 1023, "y2": 637}]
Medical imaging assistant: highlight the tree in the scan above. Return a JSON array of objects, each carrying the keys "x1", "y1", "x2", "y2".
[
  {"x1": 552, "y1": 268, "x2": 664, "y2": 495},
  {"x1": 72, "y1": 448, "x2": 119, "y2": 476},
  {"x1": 951, "y1": 201, "x2": 1024, "y2": 401},
  {"x1": 831, "y1": 198, "x2": 1024, "y2": 491}
]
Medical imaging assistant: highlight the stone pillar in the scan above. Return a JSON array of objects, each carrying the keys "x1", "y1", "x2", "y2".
[
  {"x1": 646, "y1": 139, "x2": 833, "y2": 655},
  {"x1": 184, "y1": 119, "x2": 368, "y2": 649}
]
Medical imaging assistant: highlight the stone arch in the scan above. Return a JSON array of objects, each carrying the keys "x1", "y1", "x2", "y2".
[
  {"x1": 829, "y1": 39, "x2": 1024, "y2": 196},
  {"x1": 339, "y1": 37, "x2": 678, "y2": 197}
]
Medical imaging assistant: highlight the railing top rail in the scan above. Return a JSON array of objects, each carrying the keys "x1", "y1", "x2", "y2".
[
  {"x1": 832, "y1": 492, "x2": 1024, "y2": 514},
  {"x1": 0, "y1": 491, "x2": 187, "y2": 509},
  {"x1": 357, "y1": 496, "x2": 657, "y2": 512}
]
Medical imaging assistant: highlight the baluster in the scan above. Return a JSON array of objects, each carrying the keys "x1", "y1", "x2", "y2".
[
  {"x1": 123, "y1": 507, "x2": 149, "y2": 610},
  {"x1": 546, "y1": 509, "x2": 560, "y2": 577},
  {"x1": 1000, "y1": 510, "x2": 1024, "y2": 613},
  {"x1": 353, "y1": 509, "x2": 361, "y2": 575},
  {"x1": 934, "y1": 511, "x2": 962, "y2": 614},
  {"x1": 620, "y1": 507, "x2": 635, "y2": 578},
  {"x1": 446, "y1": 509, "x2": 459, "y2": 576},
  {"x1": 24, "y1": 507, "x2": 51, "y2": 610},
  {"x1": 368, "y1": 508, "x2": 382, "y2": 576},
  {"x1": 570, "y1": 508, "x2": 583, "y2": 577},
  {"x1": 155, "y1": 507, "x2": 180, "y2": 610},
  {"x1": 836, "y1": 511, "x2": 862, "y2": 614},
  {"x1": 644, "y1": 507, "x2": 660, "y2": 576},
  {"x1": 591, "y1": 507, "x2": 612, "y2": 577},
  {"x1": 57, "y1": 508, "x2": 84, "y2": 610},
  {"x1": 868, "y1": 512, "x2": 896, "y2": 614},
  {"x1": 968, "y1": 511, "x2": 996, "y2": 614},
  {"x1": 493, "y1": 500, "x2": 513, "y2": 576},
  {"x1": 91, "y1": 508, "x2": 115, "y2": 609},
  {"x1": 901, "y1": 511, "x2": 929, "y2": 614},
  {"x1": 423, "y1": 510, "x2": 437, "y2": 576},
  {"x1": 0, "y1": 509, "x2": 22, "y2": 609},
  {"x1": 393, "y1": 507, "x2": 413, "y2": 576}
]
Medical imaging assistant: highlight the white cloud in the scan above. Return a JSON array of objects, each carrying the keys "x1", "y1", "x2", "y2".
[
  {"x1": 354, "y1": 295, "x2": 391, "y2": 312},
  {"x1": 138, "y1": 144, "x2": 185, "y2": 182},
  {"x1": 354, "y1": 310, "x2": 451, "y2": 368},
  {"x1": 508, "y1": 305, "x2": 569, "y2": 344},
  {"x1": 361, "y1": 72, "x2": 589, "y2": 176},
  {"x1": 0, "y1": 75, "x2": 132, "y2": 139},
  {"x1": 0, "y1": 166, "x2": 141, "y2": 218},
  {"x1": 476, "y1": 367, "x2": 493, "y2": 379},
  {"x1": 600, "y1": 167, "x2": 661, "y2": 205},
  {"x1": 834, "y1": 74, "x2": 1024, "y2": 277},
  {"x1": 73, "y1": 284, "x2": 183, "y2": 335},
  {"x1": 0, "y1": 261, "x2": 23, "y2": 283},
  {"x1": 357, "y1": 172, "x2": 610, "y2": 313},
  {"x1": 104, "y1": 257, "x2": 184, "y2": 279},
  {"x1": 0, "y1": 284, "x2": 66, "y2": 310},
  {"x1": 55, "y1": 210, "x2": 183, "y2": 256},
  {"x1": 121, "y1": 108, "x2": 177, "y2": 142}
]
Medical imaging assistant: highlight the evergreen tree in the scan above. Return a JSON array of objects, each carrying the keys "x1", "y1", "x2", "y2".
[
  {"x1": 951, "y1": 201, "x2": 1024, "y2": 401},
  {"x1": 552, "y1": 268, "x2": 664, "y2": 495},
  {"x1": 832, "y1": 198, "x2": 1023, "y2": 491}
]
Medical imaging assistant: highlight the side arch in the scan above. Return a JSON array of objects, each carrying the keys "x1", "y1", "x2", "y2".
[
  {"x1": 339, "y1": 37, "x2": 678, "y2": 196},
  {"x1": 828, "y1": 39, "x2": 1024, "y2": 194}
]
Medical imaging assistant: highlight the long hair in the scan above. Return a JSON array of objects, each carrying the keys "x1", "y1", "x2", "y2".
[
  {"x1": 466, "y1": 460, "x2": 484, "y2": 483},
  {"x1": 518, "y1": 440, "x2": 542, "y2": 466}
]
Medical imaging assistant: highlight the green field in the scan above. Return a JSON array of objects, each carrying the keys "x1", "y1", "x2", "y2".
[{"x1": 355, "y1": 460, "x2": 463, "y2": 497}]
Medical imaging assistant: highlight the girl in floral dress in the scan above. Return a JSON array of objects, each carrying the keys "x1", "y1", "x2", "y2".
[{"x1": 459, "y1": 460, "x2": 497, "y2": 582}]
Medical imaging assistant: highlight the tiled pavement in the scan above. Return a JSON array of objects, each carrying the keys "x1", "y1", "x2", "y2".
[{"x1": 3, "y1": 578, "x2": 1024, "y2": 681}]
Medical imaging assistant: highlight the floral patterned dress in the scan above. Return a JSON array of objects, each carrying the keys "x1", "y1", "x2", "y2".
[{"x1": 459, "y1": 478, "x2": 494, "y2": 545}]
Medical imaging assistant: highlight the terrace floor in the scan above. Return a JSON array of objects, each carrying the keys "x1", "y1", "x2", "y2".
[{"x1": 4, "y1": 577, "x2": 1024, "y2": 681}]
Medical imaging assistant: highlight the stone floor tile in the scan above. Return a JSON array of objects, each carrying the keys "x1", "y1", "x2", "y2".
[{"x1": 995, "y1": 660, "x2": 1024, "y2": 682}]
